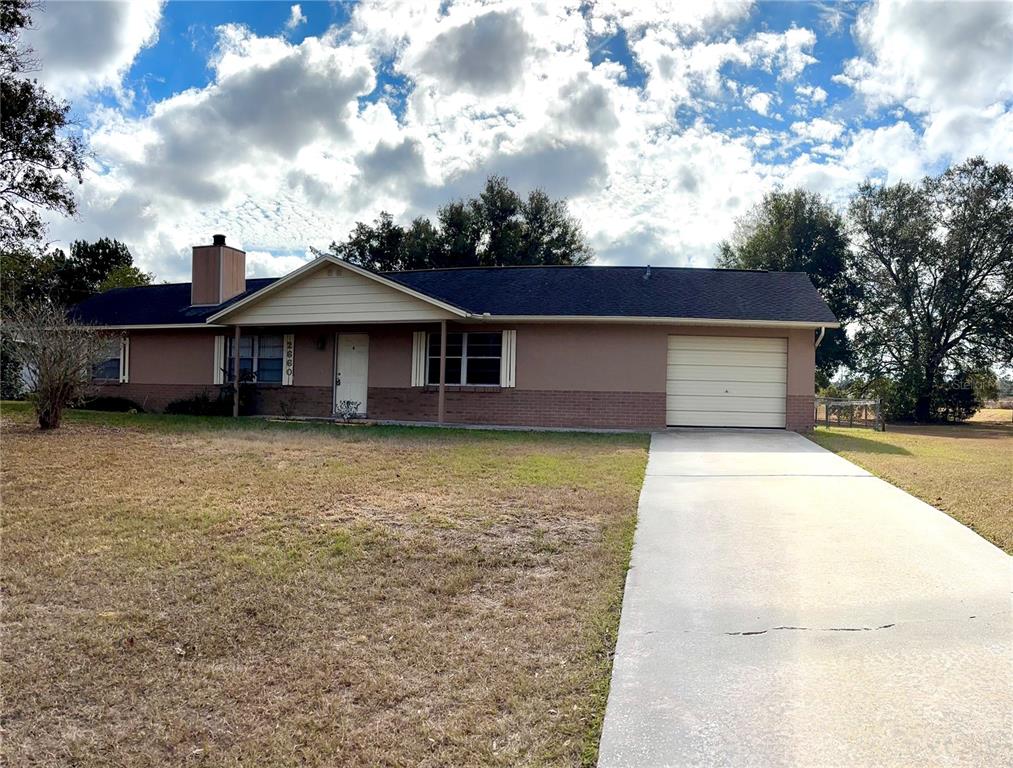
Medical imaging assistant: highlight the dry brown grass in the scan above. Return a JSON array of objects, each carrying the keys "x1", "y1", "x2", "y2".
[
  {"x1": 1, "y1": 405, "x2": 648, "y2": 767},
  {"x1": 809, "y1": 409, "x2": 1013, "y2": 553}
]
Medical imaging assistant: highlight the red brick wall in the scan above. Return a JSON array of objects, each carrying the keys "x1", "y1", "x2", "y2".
[
  {"x1": 367, "y1": 387, "x2": 665, "y2": 429},
  {"x1": 786, "y1": 394, "x2": 815, "y2": 432},
  {"x1": 98, "y1": 382, "x2": 813, "y2": 432},
  {"x1": 254, "y1": 386, "x2": 332, "y2": 417},
  {"x1": 93, "y1": 382, "x2": 215, "y2": 412}
]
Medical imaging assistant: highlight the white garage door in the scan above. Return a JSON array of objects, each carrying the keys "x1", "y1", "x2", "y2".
[{"x1": 666, "y1": 335, "x2": 787, "y2": 428}]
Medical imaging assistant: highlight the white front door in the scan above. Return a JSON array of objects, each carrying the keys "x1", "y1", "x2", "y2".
[{"x1": 334, "y1": 333, "x2": 369, "y2": 416}]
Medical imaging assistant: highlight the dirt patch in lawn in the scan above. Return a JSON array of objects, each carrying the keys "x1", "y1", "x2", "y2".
[
  {"x1": 809, "y1": 414, "x2": 1012, "y2": 554},
  {"x1": 1, "y1": 406, "x2": 647, "y2": 767}
]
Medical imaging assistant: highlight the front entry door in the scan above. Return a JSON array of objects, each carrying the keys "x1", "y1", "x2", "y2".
[{"x1": 334, "y1": 333, "x2": 369, "y2": 416}]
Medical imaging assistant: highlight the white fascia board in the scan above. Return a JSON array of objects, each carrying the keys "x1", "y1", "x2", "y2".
[{"x1": 205, "y1": 255, "x2": 470, "y2": 324}]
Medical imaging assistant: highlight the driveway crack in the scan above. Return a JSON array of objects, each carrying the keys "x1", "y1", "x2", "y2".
[{"x1": 724, "y1": 623, "x2": 896, "y2": 636}]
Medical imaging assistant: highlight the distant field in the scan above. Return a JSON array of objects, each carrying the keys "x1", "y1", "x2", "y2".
[{"x1": 810, "y1": 409, "x2": 1013, "y2": 553}]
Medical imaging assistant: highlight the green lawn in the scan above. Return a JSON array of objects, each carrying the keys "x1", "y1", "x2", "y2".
[
  {"x1": 809, "y1": 409, "x2": 1013, "y2": 553},
  {"x1": 1, "y1": 402, "x2": 649, "y2": 767}
]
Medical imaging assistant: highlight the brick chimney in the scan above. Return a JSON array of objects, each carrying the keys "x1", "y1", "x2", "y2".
[{"x1": 191, "y1": 234, "x2": 246, "y2": 305}]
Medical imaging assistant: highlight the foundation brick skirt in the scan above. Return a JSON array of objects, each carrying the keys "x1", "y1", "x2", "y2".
[
  {"x1": 786, "y1": 394, "x2": 815, "y2": 432},
  {"x1": 367, "y1": 387, "x2": 666, "y2": 430},
  {"x1": 92, "y1": 383, "x2": 216, "y2": 413},
  {"x1": 95, "y1": 384, "x2": 813, "y2": 433}
]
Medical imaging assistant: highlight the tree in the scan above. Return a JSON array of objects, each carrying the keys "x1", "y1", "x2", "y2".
[
  {"x1": 0, "y1": 0, "x2": 86, "y2": 251},
  {"x1": 47, "y1": 238, "x2": 135, "y2": 305},
  {"x1": 718, "y1": 189, "x2": 857, "y2": 381},
  {"x1": 519, "y1": 188, "x2": 594, "y2": 266},
  {"x1": 320, "y1": 176, "x2": 594, "y2": 270},
  {"x1": 3, "y1": 301, "x2": 111, "y2": 429},
  {"x1": 848, "y1": 157, "x2": 1013, "y2": 421},
  {"x1": 98, "y1": 264, "x2": 154, "y2": 292},
  {"x1": 2, "y1": 238, "x2": 139, "y2": 309}
]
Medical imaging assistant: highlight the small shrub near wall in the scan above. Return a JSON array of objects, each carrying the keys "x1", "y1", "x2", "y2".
[
  {"x1": 165, "y1": 390, "x2": 230, "y2": 417},
  {"x1": 74, "y1": 396, "x2": 144, "y2": 413}
]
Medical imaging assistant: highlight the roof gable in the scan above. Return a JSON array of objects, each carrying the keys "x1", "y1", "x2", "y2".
[{"x1": 206, "y1": 256, "x2": 465, "y2": 325}]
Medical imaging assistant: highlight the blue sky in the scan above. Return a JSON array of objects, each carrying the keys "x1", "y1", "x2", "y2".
[{"x1": 22, "y1": 1, "x2": 1013, "y2": 280}]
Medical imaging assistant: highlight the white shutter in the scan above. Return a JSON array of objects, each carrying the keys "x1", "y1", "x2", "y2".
[
  {"x1": 283, "y1": 333, "x2": 295, "y2": 386},
  {"x1": 119, "y1": 335, "x2": 130, "y2": 383},
  {"x1": 499, "y1": 330, "x2": 516, "y2": 388},
  {"x1": 213, "y1": 335, "x2": 225, "y2": 384},
  {"x1": 411, "y1": 331, "x2": 427, "y2": 387}
]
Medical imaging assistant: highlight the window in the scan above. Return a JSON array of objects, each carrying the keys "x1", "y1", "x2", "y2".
[
  {"x1": 427, "y1": 332, "x2": 501, "y2": 385},
  {"x1": 226, "y1": 334, "x2": 284, "y2": 383},
  {"x1": 92, "y1": 339, "x2": 121, "y2": 381}
]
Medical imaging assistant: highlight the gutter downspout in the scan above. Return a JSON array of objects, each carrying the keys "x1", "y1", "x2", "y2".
[{"x1": 815, "y1": 326, "x2": 826, "y2": 349}]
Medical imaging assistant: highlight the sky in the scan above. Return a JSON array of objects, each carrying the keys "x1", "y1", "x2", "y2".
[{"x1": 21, "y1": 0, "x2": 1013, "y2": 281}]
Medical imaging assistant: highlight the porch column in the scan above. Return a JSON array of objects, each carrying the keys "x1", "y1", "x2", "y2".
[
  {"x1": 232, "y1": 325, "x2": 241, "y2": 418},
  {"x1": 437, "y1": 320, "x2": 447, "y2": 424}
]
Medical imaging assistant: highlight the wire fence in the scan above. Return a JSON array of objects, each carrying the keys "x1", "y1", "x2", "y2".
[{"x1": 815, "y1": 397, "x2": 885, "y2": 431}]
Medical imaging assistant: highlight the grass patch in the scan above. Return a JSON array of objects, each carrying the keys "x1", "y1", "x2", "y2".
[
  {"x1": 1, "y1": 403, "x2": 647, "y2": 766},
  {"x1": 809, "y1": 410, "x2": 1012, "y2": 553}
]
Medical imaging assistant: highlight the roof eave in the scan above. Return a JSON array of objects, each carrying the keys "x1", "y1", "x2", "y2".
[{"x1": 470, "y1": 315, "x2": 840, "y2": 328}]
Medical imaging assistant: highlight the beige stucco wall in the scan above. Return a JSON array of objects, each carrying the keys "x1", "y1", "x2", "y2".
[
  {"x1": 129, "y1": 330, "x2": 218, "y2": 385},
  {"x1": 122, "y1": 322, "x2": 815, "y2": 398},
  {"x1": 513, "y1": 323, "x2": 814, "y2": 396}
]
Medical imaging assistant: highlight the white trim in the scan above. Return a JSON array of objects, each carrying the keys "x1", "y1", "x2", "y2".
[
  {"x1": 410, "y1": 331, "x2": 427, "y2": 387},
  {"x1": 499, "y1": 330, "x2": 516, "y2": 388},
  {"x1": 206, "y1": 255, "x2": 470, "y2": 324},
  {"x1": 118, "y1": 334, "x2": 130, "y2": 383},
  {"x1": 283, "y1": 334, "x2": 295, "y2": 386},
  {"x1": 213, "y1": 335, "x2": 225, "y2": 384}
]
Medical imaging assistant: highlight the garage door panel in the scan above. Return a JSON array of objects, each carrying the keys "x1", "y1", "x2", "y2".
[
  {"x1": 666, "y1": 380, "x2": 787, "y2": 398},
  {"x1": 666, "y1": 335, "x2": 787, "y2": 428},
  {"x1": 671, "y1": 349, "x2": 787, "y2": 368},
  {"x1": 667, "y1": 336, "x2": 787, "y2": 353},
  {"x1": 666, "y1": 364, "x2": 787, "y2": 384},
  {"x1": 665, "y1": 410, "x2": 787, "y2": 428},
  {"x1": 667, "y1": 394, "x2": 785, "y2": 412}
]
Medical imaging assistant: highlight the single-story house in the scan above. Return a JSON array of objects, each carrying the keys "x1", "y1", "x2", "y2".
[{"x1": 72, "y1": 235, "x2": 839, "y2": 431}]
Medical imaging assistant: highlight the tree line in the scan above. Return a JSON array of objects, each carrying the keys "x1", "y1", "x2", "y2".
[{"x1": 316, "y1": 175, "x2": 593, "y2": 271}]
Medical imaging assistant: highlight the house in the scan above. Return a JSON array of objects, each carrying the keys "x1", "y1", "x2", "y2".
[{"x1": 71, "y1": 235, "x2": 839, "y2": 431}]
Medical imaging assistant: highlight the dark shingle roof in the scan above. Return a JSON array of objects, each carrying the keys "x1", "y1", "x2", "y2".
[
  {"x1": 386, "y1": 266, "x2": 837, "y2": 323},
  {"x1": 70, "y1": 265, "x2": 837, "y2": 326},
  {"x1": 70, "y1": 278, "x2": 278, "y2": 326}
]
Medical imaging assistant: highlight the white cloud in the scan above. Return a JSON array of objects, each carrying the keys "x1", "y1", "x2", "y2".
[
  {"x1": 21, "y1": 0, "x2": 163, "y2": 100},
  {"x1": 747, "y1": 92, "x2": 773, "y2": 116},
  {"x1": 791, "y1": 117, "x2": 845, "y2": 143},
  {"x1": 795, "y1": 84, "x2": 827, "y2": 103},
  {"x1": 840, "y1": 0, "x2": 1013, "y2": 113},
  {"x1": 285, "y1": 4, "x2": 306, "y2": 31}
]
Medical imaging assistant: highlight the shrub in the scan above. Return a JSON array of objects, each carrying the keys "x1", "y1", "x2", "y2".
[
  {"x1": 165, "y1": 390, "x2": 230, "y2": 417},
  {"x1": 75, "y1": 396, "x2": 144, "y2": 413}
]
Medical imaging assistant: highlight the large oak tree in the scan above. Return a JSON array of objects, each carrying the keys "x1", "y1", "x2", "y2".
[{"x1": 848, "y1": 157, "x2": 1013, "y2": 421}]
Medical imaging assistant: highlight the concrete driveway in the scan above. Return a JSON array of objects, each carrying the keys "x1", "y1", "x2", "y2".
[{"x1": 599, "y1": 430, "x2": 1012, "y2": 767}]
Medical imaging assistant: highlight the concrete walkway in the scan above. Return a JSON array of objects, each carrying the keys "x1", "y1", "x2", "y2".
[{"x1": 599, "y1": 430, "x2": 1012, "y2": 767}]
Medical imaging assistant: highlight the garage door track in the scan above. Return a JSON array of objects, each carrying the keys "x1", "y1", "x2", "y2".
[{"x1": 598, "y1": 429, "x2": 1012, "y2": 767}]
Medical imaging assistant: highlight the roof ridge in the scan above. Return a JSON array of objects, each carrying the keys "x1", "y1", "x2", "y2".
[{"x1": 385, "y1": 264, "x2": 769, "y2": 274}]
